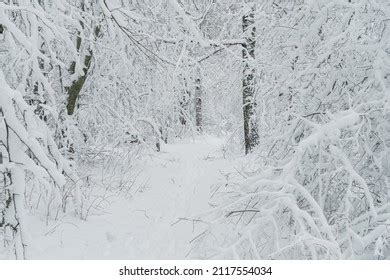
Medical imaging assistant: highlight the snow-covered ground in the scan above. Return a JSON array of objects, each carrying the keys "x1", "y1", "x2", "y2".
[{"x1": 26, "y1": 136, "x2": 235, "y2": 259}]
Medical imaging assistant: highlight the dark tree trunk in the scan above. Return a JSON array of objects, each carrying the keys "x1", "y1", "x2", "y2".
[
  {"x1": 66, "y1": 32, "x2": 93, "y2": 116},
  {"x1": 63, "y1": 22, "x2": 99, "y2": 159},
  {"x1": 242, "y1": 5, "x2": 259, "y2": 154},
  {"x1": 179, "y1": 77, "x2": 191, "y2": 126},
  {"x1": 195, "y1": 74, "x2": 202, "y2": 132}
]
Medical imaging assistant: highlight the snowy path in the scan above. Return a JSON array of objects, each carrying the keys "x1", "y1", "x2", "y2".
[{"x1": 28, "y1": 136, "x2": 232, "y2": 259}]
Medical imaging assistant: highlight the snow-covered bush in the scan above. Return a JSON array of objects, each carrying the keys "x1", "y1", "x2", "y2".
[
  {"x1": 0, "y1": 1, "x2": 82, "y2": 258},
  {"x1": 0, "y1": 71, "x2": 80, "y2": 258}
]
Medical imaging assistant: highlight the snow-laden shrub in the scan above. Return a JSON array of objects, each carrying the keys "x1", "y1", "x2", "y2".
[
  {"x1": 0, "y1": 71, "x2": 81, "y2": 259},
  {"x1": 0, "y1": 1, "x2": 83, "y2": 258}
]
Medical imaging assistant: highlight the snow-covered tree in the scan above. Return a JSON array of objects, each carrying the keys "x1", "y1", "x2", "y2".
[{"x1": 192, "y1": 0, "x2": 390, "y2": 260}]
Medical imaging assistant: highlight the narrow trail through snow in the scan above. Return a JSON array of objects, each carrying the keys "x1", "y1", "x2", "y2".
[{"x1": 29, "y1": 136, "x2": 233, "y2": 259}]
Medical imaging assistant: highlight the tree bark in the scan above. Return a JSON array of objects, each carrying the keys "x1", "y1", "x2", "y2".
[
  {"x1": 179, "y1": 76, "x2": 191, "y2": 126},
  {"x1": 63, "y1": 22, "x2": 98, "y2": 160},
  {"x1": 66, "y1": 33, "x2": 93, "y2": 116},
  {"x1": 242, "y1": 4, "x2": 259, "y2": 154},
  {"x1": 195, "y1": 73, "x2": 202, "y2": 132}
]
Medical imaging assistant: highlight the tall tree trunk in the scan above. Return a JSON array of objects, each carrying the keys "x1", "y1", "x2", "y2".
[
  {"x1": 66, "y1": 32, "x2": 93, "y2": 116},
  {"x1": 195, "y1": 71, "x2": 202, "y2": 132},
  {"x1": 63, "y1": 22, "x2": 99, "y2": 161},
  {"x1": 179, "y1": 76, "x2": 191, "y2": 126},
  {"x1": 242, "y1": 4, "x2": 259, "y2": 154},
  {"x1": 66, "y1": 1, "x2": 100, "y2": 116}
]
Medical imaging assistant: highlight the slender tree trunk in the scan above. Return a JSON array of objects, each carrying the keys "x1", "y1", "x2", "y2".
[
  {"x1": 0, "y1": 114, "x2": 27, "y2": 259},
  {"x1": 195, "y1": 72, "x2": 202, "y2": 132},
  {"x1": 179, "y1": 76, "x2": 191, "y2": 127},
  {"x1": 242, "y1": 4, "x2": 259, "y2": 154}
]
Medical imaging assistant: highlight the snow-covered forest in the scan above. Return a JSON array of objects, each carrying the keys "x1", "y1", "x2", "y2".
[{"x1": 1, "y1": 0, "x2": 390, "y2": 260}]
